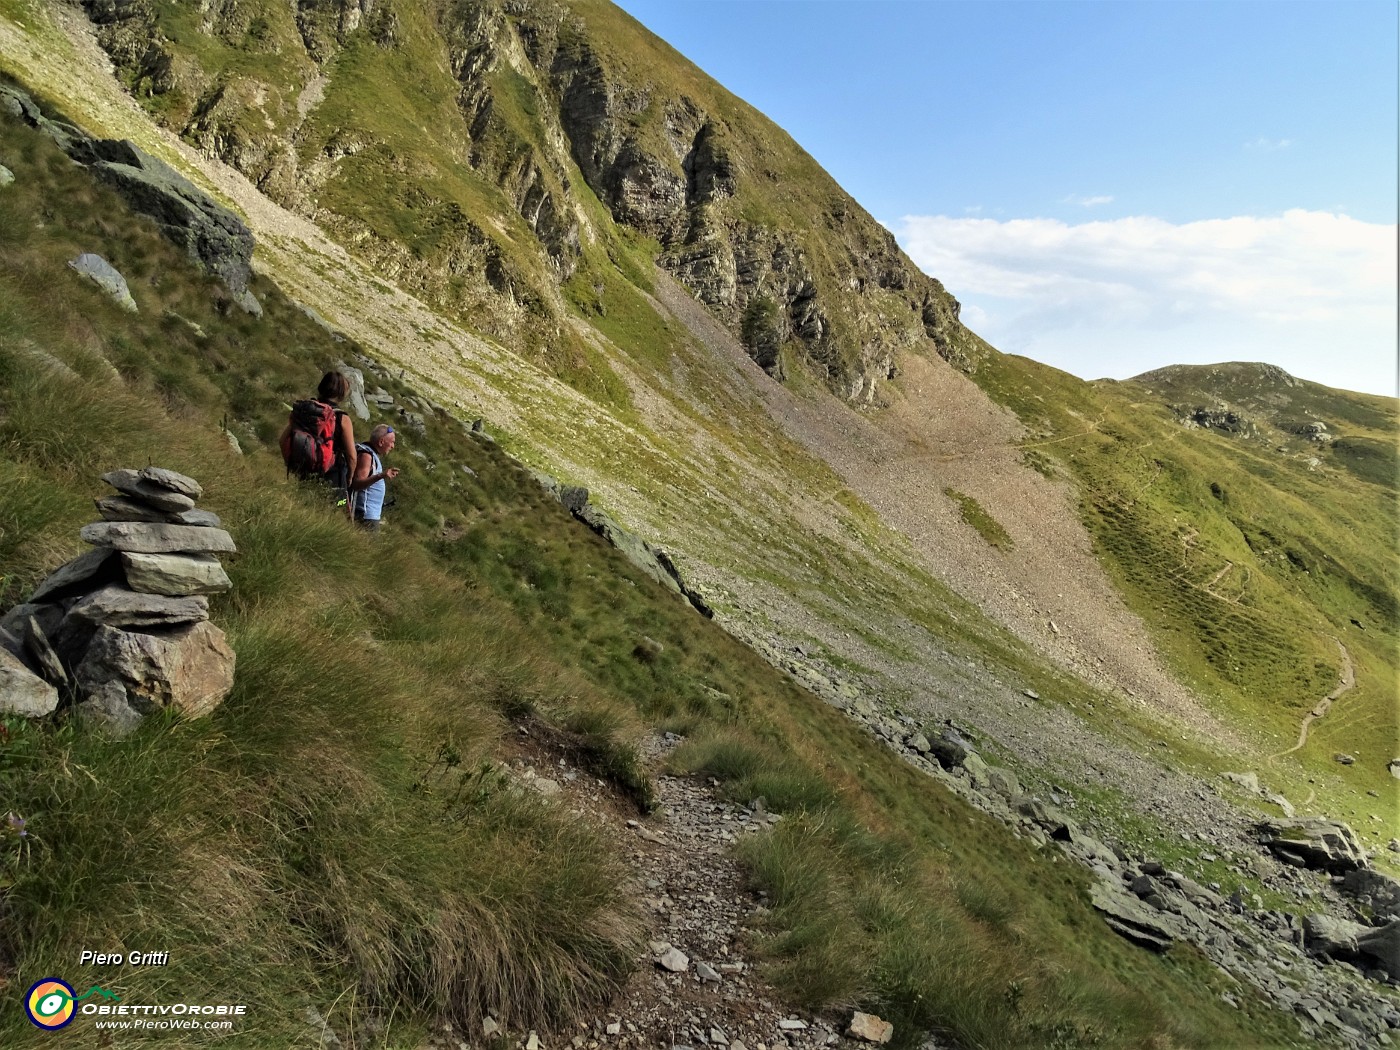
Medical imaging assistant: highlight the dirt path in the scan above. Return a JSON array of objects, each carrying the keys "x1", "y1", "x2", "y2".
[
  {"x1": 455, "y1": 732, "x2": 942, "y2": 1050},
  {"x1": 1269, "y1": 640, "x2": 1354, "y2": 760}
]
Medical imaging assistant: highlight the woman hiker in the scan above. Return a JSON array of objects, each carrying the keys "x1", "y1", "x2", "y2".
[
  {"x1": 280, "y1": 371, "x2": 359, "y2": 515},
  {"x1": 349, "y1": 424, "x2": 400, "y2": 531}
]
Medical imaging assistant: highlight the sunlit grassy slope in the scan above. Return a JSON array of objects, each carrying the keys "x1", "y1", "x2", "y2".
[
  {"x1": 959, "y1": 336, "x2": 1397, "y2": 812},
  {"x1": 0, "y1": 91, "x2": 1323, "y2": 1049}
]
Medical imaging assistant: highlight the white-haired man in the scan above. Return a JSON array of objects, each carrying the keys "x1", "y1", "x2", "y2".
[{"x1": 349, "y1": 424, "x2": 400, "y2": 530}]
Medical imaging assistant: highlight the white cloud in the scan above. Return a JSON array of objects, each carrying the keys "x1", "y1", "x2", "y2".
[
  {"x1": 1245, "y1": 137, "x2": 1294, "y2": 151},
  {"x1": 894, "y1": 210, "x2": 1398, "y2": 396},
  {"x1": 1063, "y1": 194, "x2": 1115, "y2": 208}
]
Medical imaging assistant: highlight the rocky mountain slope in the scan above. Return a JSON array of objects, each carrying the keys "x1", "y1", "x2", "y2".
[{"x1": 73, "y1": 0, "x2": 962, "y2": 399}]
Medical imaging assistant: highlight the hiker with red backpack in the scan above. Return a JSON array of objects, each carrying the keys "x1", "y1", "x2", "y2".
[{"x1": 279, "y1": 371, "x2": 358, "y2": 513}]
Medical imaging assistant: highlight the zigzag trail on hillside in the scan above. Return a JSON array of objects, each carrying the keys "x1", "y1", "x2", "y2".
[{"x1": 1269, "y1": 640, "x2": 1355, "y2": 761}]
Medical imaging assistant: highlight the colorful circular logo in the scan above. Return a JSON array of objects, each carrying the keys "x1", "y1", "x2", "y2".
[{"x1": 25, "y1": 978, "x2": 76, "y2": 1029}]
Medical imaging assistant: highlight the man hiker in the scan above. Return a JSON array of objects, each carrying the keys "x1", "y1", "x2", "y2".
[
  {"x1": 280, "y1": 371, "x2": 358, "y2": 514},
  {"x1": 349, "y1": 424, "x2": 400, "y2": 531}
]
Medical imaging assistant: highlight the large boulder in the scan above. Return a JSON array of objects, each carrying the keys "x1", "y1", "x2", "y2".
[
  {"x1": 927, "y1": 729, "x2": 970, "y2": 770},
  {"x1": 1340, "y1": 868, "x2": 1400, "y2": 923},
  {"x1": 1357, "y1": 921, "x2": 1400, "y2": 979},
  {"x1": 1302, "y1": 913, "x2": 1365, "y2": 957},
  {"x1": 0, "y1": 646, "x2": 59, "y2": 717},
  {"x1": 74, "y1": 621, "x2": 235, "y2": 731},
  {"x1": 1257, "y1": 818, "x2": 1368, "y2": 873},
  {"x1": 86, "y1": 141, "x2": 254, "y2": 295},
  {"x1": 0, "y1": 85, "x2": 253, "y2": 296}
]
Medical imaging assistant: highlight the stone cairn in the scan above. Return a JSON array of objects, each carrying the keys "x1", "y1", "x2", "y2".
[{"x1": 0, "y1": 467, "x2": 236, "y2": 735}]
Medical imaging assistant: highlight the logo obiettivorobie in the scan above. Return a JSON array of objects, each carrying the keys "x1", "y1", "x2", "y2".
[{"x1": 25, "y1": 978, "x2": 77, "y2": 1029}]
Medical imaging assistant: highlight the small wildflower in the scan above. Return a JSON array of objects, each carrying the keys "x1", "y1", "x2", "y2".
[{"x1": 5, "y1": 812, "x2": 26, "y2": 838}]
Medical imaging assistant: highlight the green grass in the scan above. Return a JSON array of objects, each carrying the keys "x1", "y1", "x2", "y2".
[
  {"x1": 944, "y1": 488, "x2": 1014, "y2": 551},
  {"x1": 965, "y1": 342, "x2": 1398, "y2": 821},
  {"x1": 0, "y1": 99, "x2": 1331, "y2": 1048}
]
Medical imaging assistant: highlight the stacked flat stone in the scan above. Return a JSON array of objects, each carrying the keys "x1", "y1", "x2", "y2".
[{"x1": 0, "y1": 467, "x2": 236, "y2": 736}]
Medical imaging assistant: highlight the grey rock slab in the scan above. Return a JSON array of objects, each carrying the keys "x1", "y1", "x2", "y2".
[
  {"x1": 170, "y1": 509, "x2": 222, "y2": 528},
  {"x1": 777, "y1": 1020, "x2": 808, "y2": 1031},
  {"x1": 96, "y1": 495, "x2": 173, "y2": 523},
  {"x1": 985, "y1": 765, "x2": 1021, "y2": 800},
  {"x1": 69, "y1": 253, "x2": 137, "y2": 312},
  {"x1": 1090, "y1": 881, "x2": 1177, "y2": 952},
  {"x1": 101, "y1": 470, "x2": 197, "y2": 512},
  {"x1": 695, "y1": 961, "x2": 721, "y2": 983},
  {"x1": 138, "y1": 466, "x2": 202, "y2": 498},
  {"x1": 121, "y1": 552, "x2": 231, "y2": 597},
  {"x1": 64, "y1": 585, "x2": 209, "y2": 631},
  {"x1": 76, "y1": 620, "x2": 234, "y2": 720},
  {"x1": 1302, "y1": 914, "x2": 1365, "y2": 957},
  {"x1": 29, "y1": 547, "x2": 118, "y2": 602},
  {"x1": 81, "y1": 521, "x2": 236, "y2": 554},
  {"x1": 0, "y1": 164, "x2": 13, "y2": 187},
  {"x1": 0, "y1": 646, "x2": 59, "y2": 717}
]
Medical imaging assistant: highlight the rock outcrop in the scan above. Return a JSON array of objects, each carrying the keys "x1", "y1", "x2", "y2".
[
  {"x1": 1258, "y1": 818, "x2": 1369, "y2": 874},
  {"x1": 1, "y1": 84, "x2": 255, "y2": 298},
  {"x1": 0, "y1": 467, "x2": 236, "y2": 735},
  {"x1": 65, "y1": 2, "x2": 967, "y2": 402}
]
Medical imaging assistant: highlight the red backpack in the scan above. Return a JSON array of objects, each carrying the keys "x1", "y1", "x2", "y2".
[{"x1": 282, "y1": 399, "x2": 339, "y2": 478}]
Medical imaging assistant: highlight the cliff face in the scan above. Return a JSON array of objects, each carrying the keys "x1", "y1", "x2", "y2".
[{"x1": 78, "y1": 0, "x2": 963, "y2": 402}]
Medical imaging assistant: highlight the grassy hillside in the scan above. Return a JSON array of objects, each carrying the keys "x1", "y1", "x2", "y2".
[
  {"x1": 0, "y1": 88, "x2": 1322, "y2": 1049},
  {"x1": 956, "y1": 337, "x2": 1398, "y2": 814}
]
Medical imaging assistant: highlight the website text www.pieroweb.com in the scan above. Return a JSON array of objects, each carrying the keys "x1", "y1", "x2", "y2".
[{"x1": 24, "y1": 953, "x2": 248, "y2": 1034}]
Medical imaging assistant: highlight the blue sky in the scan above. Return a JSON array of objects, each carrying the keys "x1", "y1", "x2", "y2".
[{"x1": 612, "y1": 1, "x2": 1398, "y2": 396}]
